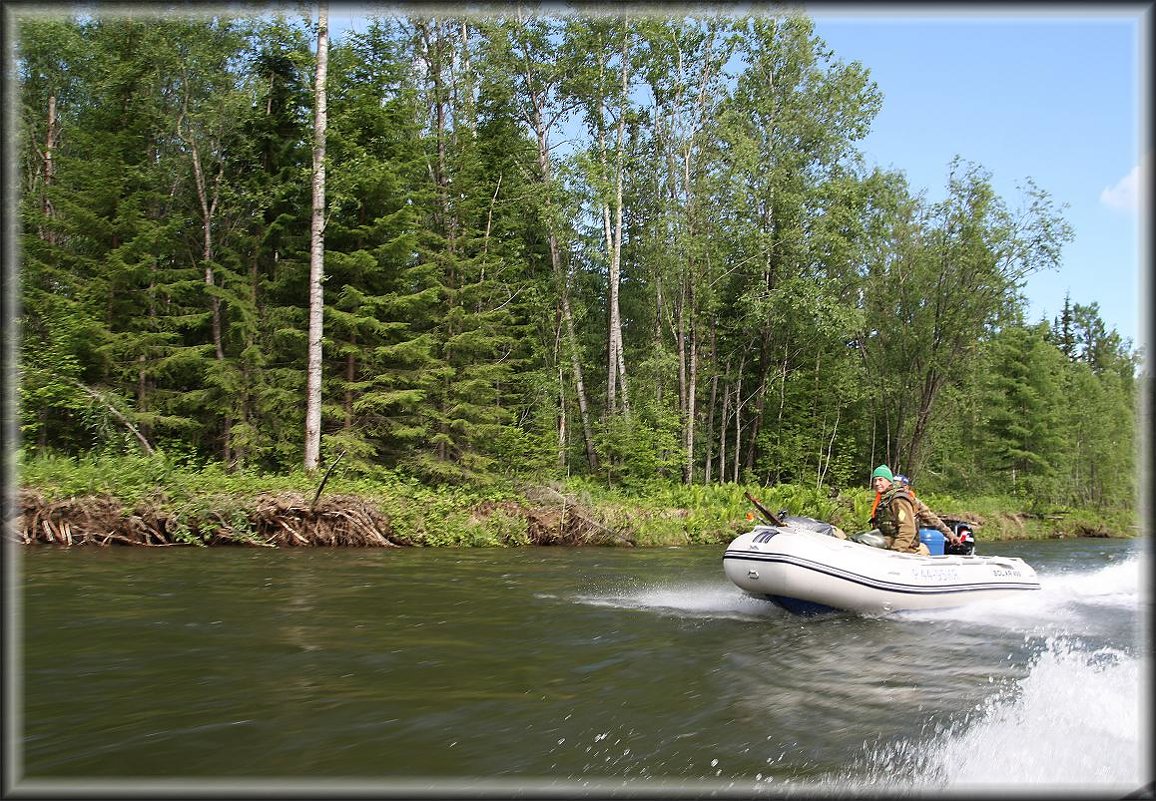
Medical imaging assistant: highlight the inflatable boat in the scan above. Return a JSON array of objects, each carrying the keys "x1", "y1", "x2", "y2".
[{"x1": 722, "y1": 516, "x2": 1040, "y2": 616}]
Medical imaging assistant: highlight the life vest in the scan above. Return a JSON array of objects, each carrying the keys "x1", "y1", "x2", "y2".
[
  {"x1": 871, "y1": 481, "x2": 914, "y2": 520},
  {"x1": 873, "y1": 485, "x2": 914, "y2": 539}
]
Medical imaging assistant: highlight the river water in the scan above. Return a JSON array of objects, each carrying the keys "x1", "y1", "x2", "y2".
[{"x1": 12, "y1": 536, "x2": 1150, "y2": 796}]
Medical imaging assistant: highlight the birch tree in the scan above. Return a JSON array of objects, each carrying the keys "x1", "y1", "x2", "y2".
[
  {"x1": 486, "y1": 8, "x2": 599, "y2": 470},
  {"x1": 635, "y1": 16, "x2": 735, "y2": 483},
  {"x1": 566, "y1": 14, "x2": 633, "y2": 419},
  {"x1": 304, "y1": 2, "x2": 329, "y2": 471},
  {"x1": 716, "y1": 14, "x2": 880, "y2": 479}
]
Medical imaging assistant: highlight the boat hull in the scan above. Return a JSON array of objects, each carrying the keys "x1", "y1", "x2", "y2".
[{"x1": 723, "y1": 525, "x2": 1040, "y2": 615}]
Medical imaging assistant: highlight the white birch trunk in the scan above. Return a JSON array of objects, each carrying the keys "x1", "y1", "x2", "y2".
[
  {"x1": 604, "y1": 24, "x2": 630, "y2": 417},
  {"x1": 41, "y1": 94, "x2": 58, "y2": 243},
  {"x1": 304, "y1": 2, "x2": 329, "y2": 472}
]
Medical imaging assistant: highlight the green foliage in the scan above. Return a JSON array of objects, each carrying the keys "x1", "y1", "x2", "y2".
[
  {"x1": 18, "y1": 452, "x2": 1134, "y2": 545},
  {"x1": 12, "y1": 9, "x2": 1136, "y2": 524},
  {"x1": 595, "y1": 404, "x2": 683, "y2": 489},
  {"x1": 981, "y1": 321, "x2": 1066, "y2": 506},
  {"x1": 857, "y1": 159, "x2": 1075, "y2": 478}
]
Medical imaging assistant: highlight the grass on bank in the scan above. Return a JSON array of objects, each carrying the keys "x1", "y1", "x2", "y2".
[{"x1": 13, "y1": 451, "x2": 1136, "y2": 547}]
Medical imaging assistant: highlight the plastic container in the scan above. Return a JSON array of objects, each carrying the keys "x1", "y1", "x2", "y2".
[{"x1": 918, "y1": 528, "x2": 945, "y2": 555}]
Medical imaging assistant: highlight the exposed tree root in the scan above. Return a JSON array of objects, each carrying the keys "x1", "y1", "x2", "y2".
[
  {"x1": 248, "y1": 492, "x2": 401, "y2": 547},
  {"x1": 520, "y1": 483, "x2": 635, "y2": 546},
  {"x1": 14, "y1": 485, "x2": 635, "y2": 547},
  {"x1": 15, "y1": 489, "x2": 402, "y2": 548}
]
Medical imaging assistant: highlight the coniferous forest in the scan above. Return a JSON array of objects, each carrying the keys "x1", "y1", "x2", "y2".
[{"x1": 12, "y1": 7, "x2": 1142, "y2": 535}]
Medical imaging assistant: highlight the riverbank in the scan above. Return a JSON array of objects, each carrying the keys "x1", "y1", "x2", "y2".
[{"x1": 11, "y1": 454, "x2": 1136, "y2": 547}]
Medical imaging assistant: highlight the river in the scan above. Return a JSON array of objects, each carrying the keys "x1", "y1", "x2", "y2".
[{"x1": 11, "y1": 536, "x2": 1150, "y2": 796}]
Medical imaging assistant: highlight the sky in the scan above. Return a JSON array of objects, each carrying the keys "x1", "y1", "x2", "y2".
[
  {"x1": 805, "y1": 6, "x2": 1149, "y2": 354},
  {"x1": 328, "y1": 4, "x2": 1150, "y2": 353}
]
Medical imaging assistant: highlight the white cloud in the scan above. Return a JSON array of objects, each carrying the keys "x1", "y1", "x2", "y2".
[{"x1": 1099, "y1": 156, "x2": 1149, "y2": 215}]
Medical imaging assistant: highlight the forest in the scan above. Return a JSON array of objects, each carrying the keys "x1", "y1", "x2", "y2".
[{"x1": 13, "y1": 6, "x2": 1141, "y2": 522}]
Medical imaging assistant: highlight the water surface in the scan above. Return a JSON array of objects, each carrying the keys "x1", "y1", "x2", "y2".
[{"x1": 13, "y1": 537, "x2": 1149, "y2": 795}]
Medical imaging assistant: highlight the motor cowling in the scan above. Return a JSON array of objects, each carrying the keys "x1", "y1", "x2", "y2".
[{"x1": 944, "y1": 523, "x2": 976, "y2": 555}]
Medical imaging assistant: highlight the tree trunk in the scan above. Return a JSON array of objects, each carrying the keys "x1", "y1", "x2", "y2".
[
  {"x1": 681, "y1": 278, "x2": 698, "y2": 484},
  {"x1": 717, "y1": 355, "x2": 731, "y2": 482},
  {"x1": 557, "y1": 360, "x2": 567, "y2": 470},
  {"x1": 818, "y1": 405, "x2": 840, "y2": 491},
  {"x1": 686, "y1": 322, "x2": 697, "y2": 484},
  {"x1": 455, "y1": 19, "x2": 476, "y2": 139},
  {"x1": 559, "y1": 256, "x2": 599, "y2": 471},
  {"x1": 904, "y1": 370, "x2": 945, "y2": 477},
  {"x1": 181, "y1": 87, "x2": 231, "y2": 463},
  {"x1": 40, "y1": 94, "x2": 58, "y2": 244},
  {"x1": 424, "y1": 19, "x2": 457, "y2": 463},
  {"x1": 680, "y1": 142, "x2": 696, "y2": 484},
  {"x1": 428, "y1": 22, "x2": 456, "y2": 257},
  {"x1": 733, "y1": 380, "x2": 742, "y2": 484},
  {"x1": 303, "y1": 1, "x2": 329, "y2": 472},
  {"x1": 604, "y1": 23, "x2": 630, "y2": 417},
  {"x1": 732, "y1": 352, "x2": 746, "y2": 483},
  {"x1": 703, "y1": 325, "x2": 718, "y2": 484},
  {"x1": 772, "y1": 343, "x2": 789, "y2": 483},
  {"x1": 676, "y1": 280, "x2": 687, "y2": 421},
  {"x1": 344, "y1": 349, "x2": 356, "y2": 431},
  {"x1": 137, "y1": 275, "x2": 156, "y2": 444},
  {"x1": 516, "y1": 23, "x2": 599, "y2": 470},
  {"x1": 604, "y1": 167, "x2": 621, "y2": 416}
]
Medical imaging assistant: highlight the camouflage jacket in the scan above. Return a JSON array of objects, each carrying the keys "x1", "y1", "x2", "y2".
[
  {"x1": 912, "y1": 496, "x2": 955, "y2": 539},
  {"x1": 873, "y1": 485, "x2": 920, "y2": 553}
]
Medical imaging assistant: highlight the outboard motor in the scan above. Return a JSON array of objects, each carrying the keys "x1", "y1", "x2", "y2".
[{"x1": 944, "y1": 522, "x2": 976, "y2": 555}]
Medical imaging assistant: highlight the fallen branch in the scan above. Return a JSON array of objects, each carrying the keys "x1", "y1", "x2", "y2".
[
  {"x1": 311, "y1": 450, "x2": 346, "y2": 509},
  {"x1": 70, "y1": 379, "x2": 156, "y2": 456}
]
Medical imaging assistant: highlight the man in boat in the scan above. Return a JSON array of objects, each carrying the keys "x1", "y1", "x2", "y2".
[
  {"x1": 869, "y1": 465, "x2": 929, "y2": 555},
  {"x1": 894, "y1": 474, "x2": 961, "y2": 548}
]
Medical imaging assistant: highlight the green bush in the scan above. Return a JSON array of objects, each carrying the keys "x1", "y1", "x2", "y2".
[{"x1": 16, "y1": 451, "x2": 1134, "y2": 546}]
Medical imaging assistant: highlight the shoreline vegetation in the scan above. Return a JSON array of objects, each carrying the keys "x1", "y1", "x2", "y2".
[
  {"x1": 16, "y1": 13, "x2": 1138, "y2": 550},
  {"x1": 12, "y1": 455, "x2": 1134, "y2": 549}
]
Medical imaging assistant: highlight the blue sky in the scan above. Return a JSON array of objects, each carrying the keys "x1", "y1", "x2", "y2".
[
  {"x1": 328, "y1": 6, "x2": 1148, "y2": 352},
  {"x1": 806, "y1": 8, "x2": 1148, "y2": 353}
]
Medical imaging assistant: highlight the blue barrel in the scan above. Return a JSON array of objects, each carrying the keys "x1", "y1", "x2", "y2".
[{"x1": 918, "y1": 528, "x2": 945, "y2": 555}]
